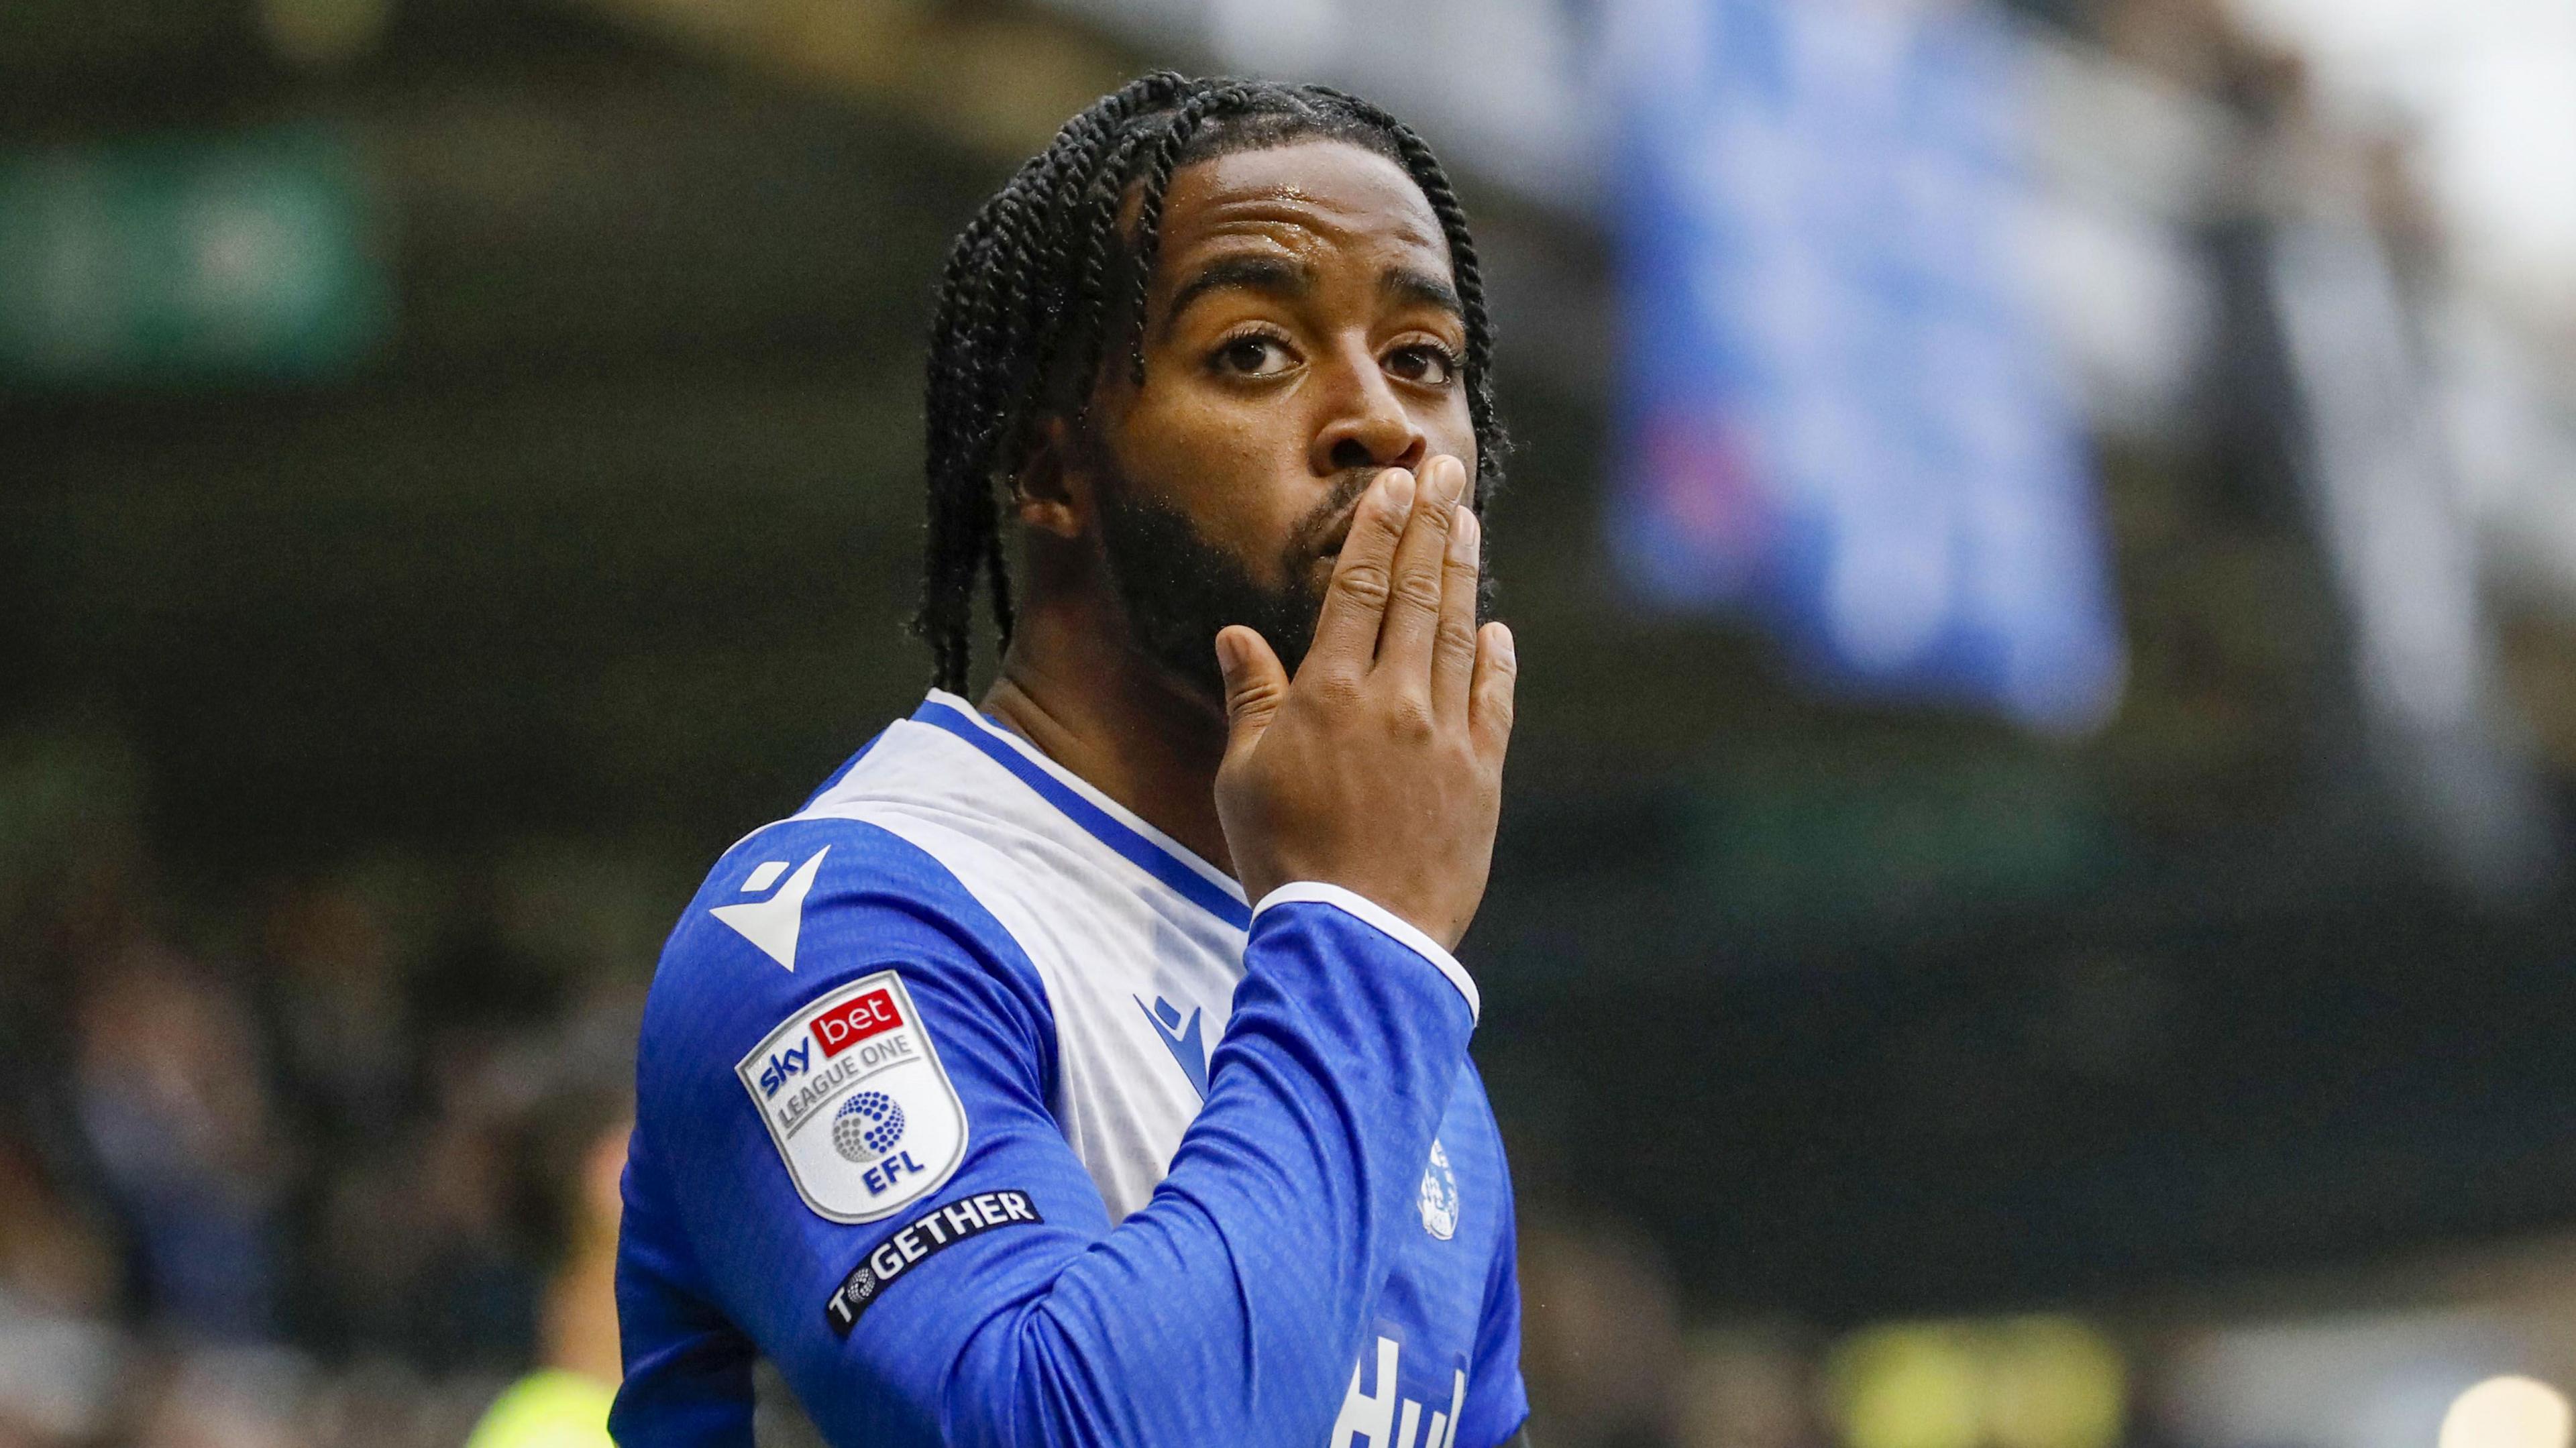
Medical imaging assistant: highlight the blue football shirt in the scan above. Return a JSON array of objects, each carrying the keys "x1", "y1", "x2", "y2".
[{"x1": 612, "y1": 691, "x2": 1529, "y2": 1447}]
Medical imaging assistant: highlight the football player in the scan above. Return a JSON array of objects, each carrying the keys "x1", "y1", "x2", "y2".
[{"x1": 613, "y1": 73, "x2": 1526, "y2": 1447}]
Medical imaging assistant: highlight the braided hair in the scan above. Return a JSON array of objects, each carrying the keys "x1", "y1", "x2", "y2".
[{"x1": 913, "y1": 72, "x2": 1507, "y2": 694}]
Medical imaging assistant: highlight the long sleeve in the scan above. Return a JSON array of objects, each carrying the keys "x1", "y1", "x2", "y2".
[{"x1": 611, "y1": 818, "x2": 1477, "y2": 1448}]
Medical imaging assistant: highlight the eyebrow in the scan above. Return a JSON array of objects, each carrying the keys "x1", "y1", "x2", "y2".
[
  {"x1": 1159, "y1": 255, "x2": 1468, "y2": 335},
  {"x1": 1379, "y1": 266, "x2": 1463, "y2": 320},
  {"x1": 1162, "y1": 255, "x2": 1315, "y2": 335}
]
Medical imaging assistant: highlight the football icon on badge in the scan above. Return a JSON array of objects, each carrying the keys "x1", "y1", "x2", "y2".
[{"x1": 832, "y1": 1091, "x2": 906, "y2": 1164}]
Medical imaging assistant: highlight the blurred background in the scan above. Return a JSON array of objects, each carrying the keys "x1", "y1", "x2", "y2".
[{"x1": 7, "y1": 0, "x2": 2576, "y2": 1444}]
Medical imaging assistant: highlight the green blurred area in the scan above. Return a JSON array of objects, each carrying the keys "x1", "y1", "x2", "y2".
[{"x1": 0, "y1": 126, "x2": 386, "y2": 383}]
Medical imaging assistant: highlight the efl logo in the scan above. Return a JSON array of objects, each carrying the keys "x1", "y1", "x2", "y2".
[{"x1": 813, "y1": 989, "x2": 904, "y2": 1058}]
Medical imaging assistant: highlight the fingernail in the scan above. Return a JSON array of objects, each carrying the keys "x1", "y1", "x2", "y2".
[
  {"x1": 1214, "y1": 628, "x2": 1242, "y2": 675},
  {"x1": 1450, "y1": 506, "x2": 1479, "y2": 558},
  {"x1": 1434, "y1": 456, "x2": 1466, "y2": 505},
  {"x1": 1493, "y1": 622, "x2": 1515, "y2": 665},
  {"x1": 1383, "y1": 467, "x2": 1416, "y2": 514}
]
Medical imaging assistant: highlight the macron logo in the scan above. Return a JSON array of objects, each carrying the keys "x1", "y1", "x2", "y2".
[
  {"x1": 1136, "y1": 994, "x2": 1210, "y2": 1101},
  {"x1": 712, "y1": 846, "x2": 830, "y2": 972}
]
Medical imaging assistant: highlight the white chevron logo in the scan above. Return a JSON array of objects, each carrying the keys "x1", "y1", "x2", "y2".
[{"x1": 710, "y1": 846, "x2": 830, "y2": 972}]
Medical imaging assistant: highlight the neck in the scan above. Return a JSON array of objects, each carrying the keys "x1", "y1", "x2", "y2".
[{"x1": 980, "y1": 588, "x2": 1236, "y2": 879}]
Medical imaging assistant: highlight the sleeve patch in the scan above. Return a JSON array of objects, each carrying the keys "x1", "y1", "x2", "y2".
[
  {"x1": 822, "y1": 1189, "x2": 1045, "y2": 1335},
  {"x1": 735, "y1": 970, "x2": 970, "y2": 1223}
]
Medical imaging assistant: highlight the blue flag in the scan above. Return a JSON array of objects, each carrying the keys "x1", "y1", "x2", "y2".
[{"x1": 1607, "y1": 0, "x2": 2123, "y2": 732}]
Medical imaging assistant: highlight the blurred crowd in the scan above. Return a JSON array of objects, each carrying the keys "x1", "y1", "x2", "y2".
[{"x1": 0, "y1": 732, "x2": 641, "y2": 1447}]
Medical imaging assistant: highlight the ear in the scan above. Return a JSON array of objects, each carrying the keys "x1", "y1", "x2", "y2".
[{"x1": 1012, "y1": 414, "x2": 1094, "y2": 540}]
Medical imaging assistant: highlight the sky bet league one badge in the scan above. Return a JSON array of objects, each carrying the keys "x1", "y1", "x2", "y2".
[{"x1": 737, "y1": 970, "x2": 969, "y2": 1223}]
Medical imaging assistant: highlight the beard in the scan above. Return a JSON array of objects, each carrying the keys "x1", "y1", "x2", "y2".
[{"x1": 1092, "y1": 455, "x2": 1369, "y2": 706}]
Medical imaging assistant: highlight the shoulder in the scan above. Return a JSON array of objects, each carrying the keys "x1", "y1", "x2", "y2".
[
  {"x1": 641, "y1": 814, "x2": 1056, "y2": 1107},
  {"x1": 658, "y1": 814, "x2": 993, "y2": 995}
]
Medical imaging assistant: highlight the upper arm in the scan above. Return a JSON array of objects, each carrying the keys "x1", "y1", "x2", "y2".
[{"x1": 625, "y1": 819, "x2": 1120, "y2": 1447}]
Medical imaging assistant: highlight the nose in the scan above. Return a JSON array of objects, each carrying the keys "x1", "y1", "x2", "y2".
[{"x1": 1309, "y1": 345, "x2": 1428, "y2": 478}]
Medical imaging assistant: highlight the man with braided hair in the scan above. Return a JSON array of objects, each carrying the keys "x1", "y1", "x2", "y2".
[{"x1": 614, "y1": 74, "x2": 1528, "y2": 1447}]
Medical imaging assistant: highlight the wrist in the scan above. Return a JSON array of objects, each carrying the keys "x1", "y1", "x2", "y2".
[{"x1": 1249, "y1": 881, "x2": 1480, "y2": 1022}]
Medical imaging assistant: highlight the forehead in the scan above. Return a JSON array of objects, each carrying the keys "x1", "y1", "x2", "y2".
[{"x1": 1151, "y1": 139, "x2": 1449, "y2": 278}]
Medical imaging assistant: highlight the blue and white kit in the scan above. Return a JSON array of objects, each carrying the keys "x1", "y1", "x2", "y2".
[{"x1": 612, "y1": 691, "x2": 1529, "y2": 1447}]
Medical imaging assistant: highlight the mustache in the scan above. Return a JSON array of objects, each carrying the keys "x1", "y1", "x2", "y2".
[{"x1": 1284, "y1": 468, "x2": 1387, "y2": 561}]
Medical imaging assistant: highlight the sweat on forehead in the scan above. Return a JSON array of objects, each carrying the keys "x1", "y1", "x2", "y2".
[
  {"x1": 1146, "y1": 144, "x2": 1456, "y2": 315},
  {"x1": 1148, "y1": 142, "x2": 1448, "y2": 247}
]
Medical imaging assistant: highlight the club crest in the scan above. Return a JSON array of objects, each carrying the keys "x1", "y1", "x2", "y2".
[{"x1": 1418, "y1": 1138, "x2": 1460, "y2": 1240}]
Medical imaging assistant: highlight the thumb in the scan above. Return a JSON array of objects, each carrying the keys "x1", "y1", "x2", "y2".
[{"x1": 1215, "y1": 626, "x2": 1287, "y2": 757}]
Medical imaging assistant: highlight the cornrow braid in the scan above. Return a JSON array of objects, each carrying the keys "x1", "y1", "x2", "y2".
[
  {"x1": 1119, "y1": 82, "x2": 1251, "y2": 387},
  {"x1": 913, "y1": 73, "x2": 1509, "y2": 694}
]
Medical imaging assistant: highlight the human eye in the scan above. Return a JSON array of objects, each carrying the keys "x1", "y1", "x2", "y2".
[
  {"x1": 1385, "y1": 339, "x2": 1458, "y2": 386},
  {"x1": 1209, "y1": 328, "x2": 1297, "y2": 378}
]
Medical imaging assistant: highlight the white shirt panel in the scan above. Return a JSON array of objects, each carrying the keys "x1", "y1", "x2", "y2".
[{"x1": 788, "y1": 707, "x2": 1248, "y2": 1222}]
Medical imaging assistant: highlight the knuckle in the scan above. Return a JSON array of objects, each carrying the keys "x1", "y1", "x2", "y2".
[
  {"x1": 1393, "y1": 577, "x2": 1446, "y2": 614},
  {"x1": 1335, "y1": 568, "x2": 1393, "y2": 612},
  {"x1": 1389, "y1": 696, "x2": 1437, "y2": 741}
]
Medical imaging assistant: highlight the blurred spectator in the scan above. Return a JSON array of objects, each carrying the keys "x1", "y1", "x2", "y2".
[
  {"x1": 73, "y1": 937, "x2": 290, "y2": 1341},
  {"x1": 462, "y1": 1080, "x2": 630, "y2": 1448},
  {"x1": 304, "y1": 1068, "x2": 533, "y2": 1371},
  {"x1": 1674, "y1": 1328, "x2": 1821, "y2": 1448},
  {"x1": 1519, "y1": 1209, "x2": 1688, "y2": 1448},
  {"x1": 0, "y1": 1136, "x2": 126, "y2": 1445},
  {"x1": 259, "y1": 878, "x2": 417, "y2": 1166},
  {"x1": 0, "y1": 1135, "x2": 118, "y2": 1319},
  {"x1": 128, "y1": 1347, "x2": 311, "y2": 1448}
]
